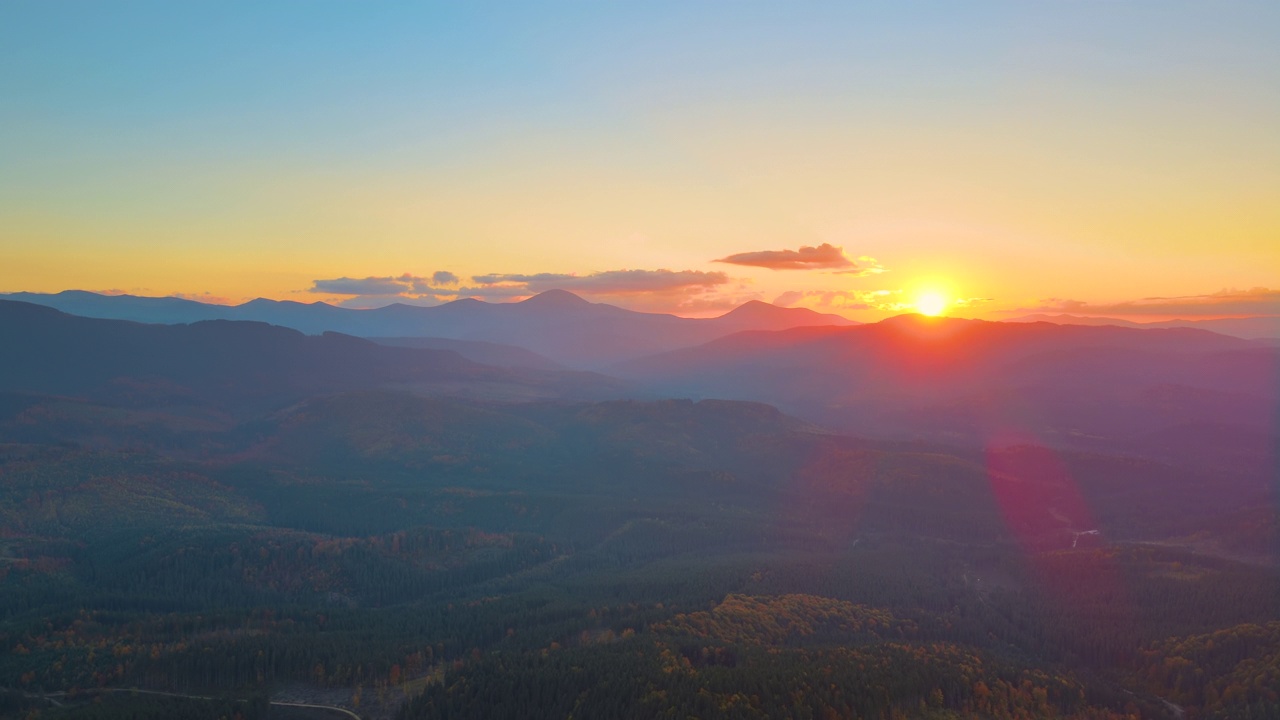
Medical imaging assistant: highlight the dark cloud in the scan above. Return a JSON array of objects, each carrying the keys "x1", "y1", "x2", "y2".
[
  {"x1": 311, "y1": 272, "x2": 462, "y2": 299},
  {"x1": 714, "y1": 243, "x2": 855, "y2": 270},
  {"x1": 454, "y1": 285, "x2": 534, "y2": 300},
  {"x1": 470, "y1": 269, "x2": 729, "y2": 295},
  {"x1": 410, "y1": 281, "x2": 458, "y2": 295},
  {"x1": 311, "y1": 275, "x2": 416, "y2": 296},
  {"x1": 1002, "y1": 288, "x2": 1280, "y2": 318}
]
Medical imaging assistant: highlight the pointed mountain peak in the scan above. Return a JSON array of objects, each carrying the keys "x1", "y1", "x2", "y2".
[{"x1": 720, "y1": 300, "x2": 790, "y2": 319}]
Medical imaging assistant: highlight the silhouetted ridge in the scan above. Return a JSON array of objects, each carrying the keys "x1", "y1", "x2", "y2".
[
  {"x1": 1006, "y1": 312, "x2": 1280, "y2": 339},
  {"x1": 617, "y1": 311, "x2": 1274, "y2": 446},
  {"x1": 2, "y1": 290, "x2": 864, "y2": 368},
  {"x1": 519, "y1": 289, "x2": 591, "y2": 307},
  {"x1": 714, "y1": 300, "x2": 857, "y2": 329},
  {"x1": 0, "y1": 299, "x2": 627, "y2": 411},
  {"x1": 719, "y1": 300, "x2": 787, "y2": 319}
]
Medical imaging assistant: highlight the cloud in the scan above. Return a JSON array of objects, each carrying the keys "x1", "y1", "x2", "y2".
[
  {"x1": 463, "y1": 269, "x2": 735, "y2": 314},
  {"x1": 311, "y1": 275, "x2": 417, "y2": 296},
  {"x1": 598, "y1": 291, "x2": 761, "y2": 316},
  {"x1": 470, "y1": 269, "x2": 728, "y2": 295},
  {"x1": 949, "y1": 297, "x2": 993, "y2": 309},
  {"x1": 453, "y1": 284, "x2": 534, "y2": 299},
  {"x1": 774, "y1": 288, "x2": 990, "y2": 315},
  {"x1": 772, "y1": 291, "x2": 805, "y2": 307},
  {"x1": 310, "y1": 272, "x2": 463, "y2": 298},
  {"x1": 93, "y1": 288, "x2": 151, "y2": 296},
  {"x1": 307, "y1": 268, "x2": 737, "y2": 314},
  {"x1": 335, "y1": 295, "x2": 445, "y2": 309},
  {"x1": 714, "y1": 243, "x2": 857, "y2": 270},
  {"x1": 1001, "y1": 287, "x2": 1280, "y2": 318},
  {"x1": 778, "y1": 289, "x2": 905, "y2": 312},
  {"x1": 170, "y1": 292, "x2": 234, "y2": 305},
  {"x1": 833, "y1": 256, "x2": 888, "y2": 277}
]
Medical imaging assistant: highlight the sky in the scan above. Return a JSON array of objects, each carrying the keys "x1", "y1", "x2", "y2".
[{"x1": 2, "y1": 2, "x2": 1277, "y2": 320}]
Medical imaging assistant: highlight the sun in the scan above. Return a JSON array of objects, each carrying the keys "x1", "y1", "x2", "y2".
[{"x1": 915, "y1": 291, "x2": 948, "y2": 317}]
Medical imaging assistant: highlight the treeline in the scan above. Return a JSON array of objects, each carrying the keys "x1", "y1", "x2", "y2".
[
  {"x1": 398, "y1": 635, "x2": 1157, "y2": 720},
  {"x1": 34, "y1": 692, "x2": 268, "y2": 720},
  {"x1": 7, "y1": 531, "x2": 1276, "y2": 706},
  {"x1": 3, "y1": 390, "x2": 1279, "y2": 718},
  {"x1": 1138, "y1": 621, "x2": 1280, "y2": 719}
]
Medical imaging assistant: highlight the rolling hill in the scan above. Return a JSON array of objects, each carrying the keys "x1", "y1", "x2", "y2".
[
  {"x1": 1008, "y1": 313, "x2": 1280, "y2": 340},
  {"x1": 617, "y1": 314, "x2": 1279, "y2": 453},
  {"x1": 0, "y1": 300, "x2": 629, "y2": 412},
  {"x1": 2, "y1": 302, "x2": 1277, "y2": 720}
]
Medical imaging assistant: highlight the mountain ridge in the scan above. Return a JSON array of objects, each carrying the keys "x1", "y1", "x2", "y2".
[
  {"x1": 0, "y1": 299, "x2": 630, "y2": 411},
  {"x1": 0, "y1": 289, "x2": 857, "y2": 368},
  {"x1": 1007, "y1": 312, "x2": 1280, "y2": 339},
  {"x1": 617, "y1": 313, "x2": 1278, "y2": 447}
]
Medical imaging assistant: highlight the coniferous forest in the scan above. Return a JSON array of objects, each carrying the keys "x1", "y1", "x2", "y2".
[{"x1": 0, "y1": 302, "x2": 1277, "y2": 720}]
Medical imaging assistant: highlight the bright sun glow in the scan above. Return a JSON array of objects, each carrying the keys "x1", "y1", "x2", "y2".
[{"x1": 915, "y1": 291, "x2": 948, "y2": 317}]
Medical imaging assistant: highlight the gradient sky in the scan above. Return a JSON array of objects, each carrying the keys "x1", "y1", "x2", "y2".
[{"x1": 2, "y1": 2, "x2": 1277, "y2": 320}]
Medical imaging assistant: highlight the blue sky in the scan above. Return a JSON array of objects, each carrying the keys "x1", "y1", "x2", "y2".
[{"x1": 2, "y1": 2, "x2": 1277, "y2": 317}]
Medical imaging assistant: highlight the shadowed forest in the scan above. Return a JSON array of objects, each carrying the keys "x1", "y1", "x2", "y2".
[{"x1": 1, "y1": 297, "x2": 1277, "y2": 720}]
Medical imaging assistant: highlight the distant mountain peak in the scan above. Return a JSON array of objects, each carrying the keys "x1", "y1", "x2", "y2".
[
  {"x1": 718, "y1": 300, "x2": 857, "y2": 327},
  {"x1": 54, "y1": 289, "x2": 110, "y2": 298},
  {"x1": 519, "y1": 289, "x2": 591, "y2": 307},
  {"x1": 720, "y1": 300, "x2": 781, "y2": 317}
]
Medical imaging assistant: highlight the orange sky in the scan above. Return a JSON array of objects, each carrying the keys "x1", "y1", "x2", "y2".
[{"x1": 2, "y1": 4, "x2": 1277, "y2": 321}]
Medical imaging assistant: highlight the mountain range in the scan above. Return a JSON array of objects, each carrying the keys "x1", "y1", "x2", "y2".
[
  {"x1": 2, "y1": 296, "x2": 1272, "y2": 551},
  {"x1": 3, "y1": 291, "x2": 1278, "y2": 720},
  {"x1": 1007, "y1": 312, "x2": 1280, "y2": 340},
  {"x1": 0, "y1": 300, "x2": 628, "y2": 413},
  {"x1": 616, "y1": 314, "x2": 1279, "y2": 460},
  {"x1": 0, "y1": 290, "x2": 857, "y2": 368},
  {"x1": 4, "y1": 295, "x2": 1274, "y2": 473}
]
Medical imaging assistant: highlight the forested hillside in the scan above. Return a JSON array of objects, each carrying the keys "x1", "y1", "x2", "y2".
[{"x1": 1, "y1": 309, "x2": 1276, "y2": 719}]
